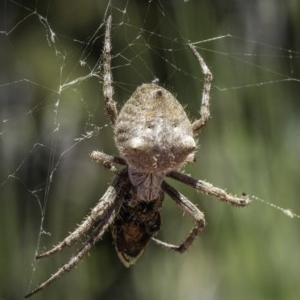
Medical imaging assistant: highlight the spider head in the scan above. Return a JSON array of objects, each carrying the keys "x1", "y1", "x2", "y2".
[{"x1": 115, "y1": 83, "x2": 196, "y2": 173}]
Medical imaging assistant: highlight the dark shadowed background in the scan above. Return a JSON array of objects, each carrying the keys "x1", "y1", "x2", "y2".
[{"x1": 1, "y1": 0, "x2": 300, "y2": 299}]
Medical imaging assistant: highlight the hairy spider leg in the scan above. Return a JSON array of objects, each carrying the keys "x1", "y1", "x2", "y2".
[
  {"x1": 25, "y1": 172, "x2": 130, "y2": 298},
  {"x1": 36, "y1": 170, "x2": 129, "y2": 259},
  {"x1": 152, "y1": 181, "x2": 206, "y2": 252},
  {"x1": 103, "y1": 14, "x2": 118, "y2": 124},
  {"x1": 167, "y1": 171, "x2": 250, "y2": 206},
  {"x1": 188, "y1": 43, "x2": 213, "y2": 134}
]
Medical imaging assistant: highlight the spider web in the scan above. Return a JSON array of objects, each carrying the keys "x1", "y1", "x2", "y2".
[{"x1": 1, "y1": 0, "x2": 300, "y2": 300}]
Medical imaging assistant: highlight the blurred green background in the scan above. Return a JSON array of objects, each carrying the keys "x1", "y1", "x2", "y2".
[{"x1": 1, "y1": 0, "x2": 300, "y2": 299}]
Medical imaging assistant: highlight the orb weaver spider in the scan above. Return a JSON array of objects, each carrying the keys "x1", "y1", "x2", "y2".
[{"x1": 25, "y1": 15, "x2": 249, "y2": 298}]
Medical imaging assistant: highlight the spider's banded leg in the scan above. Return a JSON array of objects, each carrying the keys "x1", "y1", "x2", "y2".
[
  {"x1": 167, "y1": 171, "x2": 251, "y2": 207},
  {"x1": 25, "y1": 205, "x2": 120, "y2": 298},
  {"x1": 103, "y1": 15, "x2": 118, "y2": 125},
  {"x1": 152, "y1": 181, "x2": 206, "y2": 253},
  {"x1": 188, "y1": 43, "x2": 213, "y2": 134},
  {"x1": 25, "y1": 174, "x2": 129, "y2": 298},
  {"x1": 26, "y1": 227, "x2": 106, "y2": 298},
  {"x1": 90, "y1": 150, "x2": 126, "y2": 173},
  {"x1": 36, "y1": 170, "x2": 129, "y2": 259}
]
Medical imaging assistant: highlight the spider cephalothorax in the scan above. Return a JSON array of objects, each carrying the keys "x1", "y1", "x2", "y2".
[{"x1": 25, "y1": 15, "x2": 250, "y2": 298}]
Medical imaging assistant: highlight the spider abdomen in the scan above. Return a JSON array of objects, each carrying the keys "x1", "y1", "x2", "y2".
[
  {"x1": 115, "y1": 83, "x2": 196, "y2": 173},
  {"x1": 115, "y1": 83, "x2": 196, "y2": 201}
]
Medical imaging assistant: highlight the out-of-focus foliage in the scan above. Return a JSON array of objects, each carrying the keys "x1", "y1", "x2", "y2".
[{"x1": 1, "y1": 0, "x2": 300, "y2": 300}]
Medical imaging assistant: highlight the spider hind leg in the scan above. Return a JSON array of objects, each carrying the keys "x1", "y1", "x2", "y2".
[{"x1": 188, "y1": 43, "x2": 213, "y2": 134}]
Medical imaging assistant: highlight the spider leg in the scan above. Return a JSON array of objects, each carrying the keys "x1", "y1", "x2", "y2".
[
  {"x1": 152, "y1": 181, "x2": 206, "y2": 253},
  {"x1": 90, "y1": 150, "x2": 126, "y2": 173},
  {"x1": 36, "y1": 170, "x2": 129, "y2": 259},
  {"x1": 103, "y1": 15, "x2": 118, "y2": 124},
  {"x1": 188, "y1": 43, "x2": 213, "y2": 134},
  {"x1": 167, "y1": 171, "x2": 251, "y2": 206},
  {"x1": 25, "y1": 211, "x2": 118, "y2": 298},
  {"x1": 25, "y1": 172, "x2": 130, "y2": 298}
]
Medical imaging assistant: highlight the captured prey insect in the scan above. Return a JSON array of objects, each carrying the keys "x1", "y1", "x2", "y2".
[{"x1": 25, "y1": 15, "x2": 250, "y2": 298}]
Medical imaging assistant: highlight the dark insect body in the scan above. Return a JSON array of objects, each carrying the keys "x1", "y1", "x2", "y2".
[{"x1": 112, "y1": 187, "x2": 163, "y2": 266}]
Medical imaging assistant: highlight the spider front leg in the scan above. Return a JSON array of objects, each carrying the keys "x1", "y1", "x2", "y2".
[
  {"x1": 25, "y1": 172, "x2": 130, "y2": 298},
  {"x1": 188, "y1": 43, "x2": 213, "y2": 134},
  {"x1": 152, "y1": 181, "x2": 206, "y2": 253},
  {"x1": 36, "y1": 170, "x2": 129, "y2": 259},
  {"x1": 26, "y1": 217, "x2": 115, "y2": 298},
  {"x1": 103, "y1": 15, "x2": 118, "y2": 124}
]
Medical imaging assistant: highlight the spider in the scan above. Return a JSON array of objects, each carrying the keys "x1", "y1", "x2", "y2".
[{"x1": 25, "y1": 15, "x2": 250, "y2": 298}]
